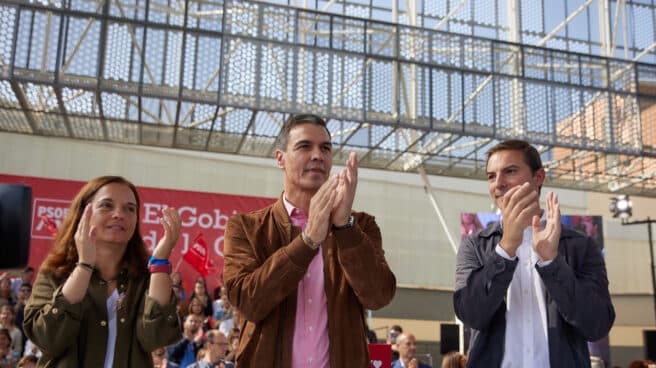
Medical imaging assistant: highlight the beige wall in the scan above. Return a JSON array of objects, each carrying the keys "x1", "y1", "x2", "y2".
[{"x1": 1, "y1": 131, "x2": 616, "y2": 290}]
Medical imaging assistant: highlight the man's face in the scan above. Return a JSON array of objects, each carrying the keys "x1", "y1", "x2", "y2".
[
  {"x1": 397, "y1": 334, "x2": 417, "y2": 360},
  {"x1": 486, "y1": 149, "x2": 545, "y2": 210},
  {"x1": 275, "y1": 123, "x2": 333, "y2": 194},
  {"x1": 208, "y1": 333, "x2": 229, "y2": 358},
  {"x1": 184, "y1": 315, "x2": 203, "y2": 334}
]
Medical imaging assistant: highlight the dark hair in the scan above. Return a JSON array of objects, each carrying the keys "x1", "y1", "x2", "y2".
[
  {"x1": 278, "y1": 114, "x2": 331, "y2": 150},
  {"x1": 390, "y1": 325, "x2": 403, "y2": 333},
  {"x1": 40, "y1": 176, "x2": 149, "y2": 281},
  {"x1": 486, "y1": 139, "x2": 543, "y2": 174},
  {"x1": 23, "y1": 267, "x2": 34, "y2": 273}
]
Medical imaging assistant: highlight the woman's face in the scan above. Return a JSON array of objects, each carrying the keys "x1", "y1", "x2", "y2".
[
  {"x1": 190, "y1": 301, "x2": 203, "y2": 314},
  {"x1": 194, "y1": 282, "x2": 205, "y2": 295},
  {"x1": 87, "y1": 183, "x2": 138, "y2": 245},
  {"x1": 0, "y1": 310, "x2": 12, "y2": 326}
]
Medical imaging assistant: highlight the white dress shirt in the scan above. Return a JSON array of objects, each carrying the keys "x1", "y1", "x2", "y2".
[{"x1": 496, "y1": 224, "x2": 551, "y2": 368}]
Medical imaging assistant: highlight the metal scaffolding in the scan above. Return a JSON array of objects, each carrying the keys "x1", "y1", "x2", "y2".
[{"x1": 0, "y1": 0, "x2": 655, "y2": 196}]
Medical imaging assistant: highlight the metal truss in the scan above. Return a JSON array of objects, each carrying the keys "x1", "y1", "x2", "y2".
[{"x1": 0, "y1": 0, "x2": 655, "y2": 196}]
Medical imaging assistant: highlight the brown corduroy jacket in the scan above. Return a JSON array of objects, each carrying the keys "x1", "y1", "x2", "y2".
[{"x1": 224, "y1": 196, "x2": 396, "y2": 368}]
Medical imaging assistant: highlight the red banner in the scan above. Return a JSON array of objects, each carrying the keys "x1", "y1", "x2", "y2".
[{"x1": 0, "y1": 174, "x2": 276, "y2": 299}]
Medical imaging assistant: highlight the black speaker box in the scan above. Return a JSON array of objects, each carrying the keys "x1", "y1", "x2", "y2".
[
  {"x1": 0, "y1": 184, "x2": 32, "y2": 269},
  {"x1": 645, "y1": 330, "x2": 656, "y2": 361},
  {"x1": 440, "y1": 323, "x2": 460, "y2": 355}
]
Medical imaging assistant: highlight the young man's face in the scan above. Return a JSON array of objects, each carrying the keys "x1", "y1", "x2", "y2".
[
  {"x1": 276, "y1": 123, "x2": 333, "y2": 194},
  {"x1": 486, "y1": 149, "x2": 545, "y2": 210}
]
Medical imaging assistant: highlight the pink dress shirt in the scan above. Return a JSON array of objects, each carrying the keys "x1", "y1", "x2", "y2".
[{"x1": 283, "y1": 197, "x2": 330, "y2": 368}]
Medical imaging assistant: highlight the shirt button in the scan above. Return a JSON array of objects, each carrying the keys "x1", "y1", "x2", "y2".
[
  {"x1": 308, "y1": 326, "x2": 313, "y2": 332},
  {"x1": 100, "y1": 320, "x2": 107, "y2": 327},
  {"x1": 306, "y1": 273, "x2": 311, "y2": 279},
  {"x1": 308, "y1": 298, "x2": 312, "y2": 304},
  {"x1": 51, "y1": 307, "x2": 59, "y2": 315}
]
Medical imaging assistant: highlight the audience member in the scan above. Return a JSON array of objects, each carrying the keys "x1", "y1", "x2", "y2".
[
  {"x1": 168, "y1": 313, "x2": 204, "y2": 368},
  {"x1": 189, "y1": 280, "x2": 213, "y2": 317},
  {"x1": 387, "y1": 325, "x2": 403, "y2": 361},
  {"x1": 218, "y1": 309, "x2": 240, "y2": 338},
  {"x1": 0, "y1": 275, "x2": 14, "y2": 307},
  {"x1": 171, "y1": 272, "x2": 187, "y2": 302},
  {"x1": 454, "y1": 140, "x2": 615, "y2": 367},
  {"x1": 13, "y1": 283, "x2": 30, "y2": 348},
  {"x1": 224, "y1": 329, "x2": 239, "y2": 363},
  {"x1": 10, "y1": 268, "x2": 34, "y2": 301},
  {"x1": 223, "y1": 113, "x2": 395, "y2": 367},
  {"x1": 23, "y1": 175, "x2": 183, "y2": 366},
  {"x1": 213, "y1": 287, "x2": 231, "y2": 322},
  {"x1": 0, "y1": 305, "x2": 21, "y2": 356},
  {"x1": 151, "y1": 346, "x2": 172, "y2": 368},
  {"x1": 441, "y1": 351, "x2": 466, "y2": 368},
  {"x1": 392, "y1": 333, "x2": 432, "y2": 368},
  {"x1": 186, "y1": 329, "x2": 234, "y2": 368},
  {"x1": 0, "y1": 328, "x2": 18, "y2": 368}
]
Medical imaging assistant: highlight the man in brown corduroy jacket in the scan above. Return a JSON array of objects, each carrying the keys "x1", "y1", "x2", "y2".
[{"x1": 224, "y1": 114, "x2": 396, "y2": 368}]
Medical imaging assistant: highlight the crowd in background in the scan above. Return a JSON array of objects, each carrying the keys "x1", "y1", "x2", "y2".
[
  {"x1": 0, "y1": 267, "x2": 39, "y2": 368},
  {"x1": 153, "y1": 272, "x2": 238, "y2": 368},
  {"x1": 3, "y1": 265, "x2": 653, "y2": 368}
]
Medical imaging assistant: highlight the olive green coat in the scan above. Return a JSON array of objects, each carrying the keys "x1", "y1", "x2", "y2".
[{"x1": 24, "y1": 268, "x2": 181, "y2": 368}]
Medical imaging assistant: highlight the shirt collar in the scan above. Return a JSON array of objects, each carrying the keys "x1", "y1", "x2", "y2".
[{"x1": 282, "y1": 194, "x2": 304, "y2": 218}]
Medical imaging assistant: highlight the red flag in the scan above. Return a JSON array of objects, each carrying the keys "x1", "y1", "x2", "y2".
[
  {"x1": 40, "y1": 215, "x2": 58, "y2": 237},
  {"x1": 183, "y1": 233, "x2": 213, "y2": 276}
]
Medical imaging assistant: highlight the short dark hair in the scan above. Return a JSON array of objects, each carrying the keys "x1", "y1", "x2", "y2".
[
  {"x1": 277, "y1": 114, "x2": 331, "y2": 150},
  {"x1": 23, "y1": 267, "x2": 34, "y2": 273},
  {"x1": 486, "y1": 139, "x2": 543, "y2": 174},
  {"x1": 390, "y1": 325, "x2": 403, "y2": 333}
]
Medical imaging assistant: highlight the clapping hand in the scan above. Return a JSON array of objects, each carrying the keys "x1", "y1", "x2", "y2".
[
  {"x1": 533, "y1": 192, "x2": 561, "y2": 261},
  {"x1": 152, "y1": 207, "x2": 181, "y2": 259},
  {"x1": 332, "y1": 152, "x2": 358, "y2": 227}
]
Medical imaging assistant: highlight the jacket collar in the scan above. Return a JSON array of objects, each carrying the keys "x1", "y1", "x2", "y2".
[{"x1": 272, "y1": 192, "x2": 293, "y2": 242}]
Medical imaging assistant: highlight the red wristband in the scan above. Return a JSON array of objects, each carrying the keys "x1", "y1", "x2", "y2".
[{"x1": 148, "y1": 263, "x2": 172, "y2": 274}]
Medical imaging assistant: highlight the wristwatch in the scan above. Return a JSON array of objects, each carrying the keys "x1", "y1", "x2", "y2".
[{"x1": 333, "y1": 215, "x2": 354, "y2": 230}]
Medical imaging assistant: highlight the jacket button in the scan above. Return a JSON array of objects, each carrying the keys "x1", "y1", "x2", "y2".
[
  {"x1": 51, "y1": 307, "x2": 59, "y2": 315},
  {"x1": 120, "y1": 318, "x2": 125, "y2": 323},
  {"x1": 248, "y1": 331, "x2": 252, "y2": 338},
  {"x1": 100, "y1": 320, "x2": 107, "y2": 327}
]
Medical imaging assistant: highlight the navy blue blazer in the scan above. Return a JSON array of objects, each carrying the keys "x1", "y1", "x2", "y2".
[{"x1": 454, "y1": 222, "x2": 615, "y2": 368}]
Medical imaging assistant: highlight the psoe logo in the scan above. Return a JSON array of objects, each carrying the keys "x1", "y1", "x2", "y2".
[{"x1": 32, "y1": 198, "x2": 71, "y2": 239}]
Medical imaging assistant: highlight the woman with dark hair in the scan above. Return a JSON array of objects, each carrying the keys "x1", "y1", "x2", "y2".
[{"x1": 24, "y1": 176, "x2": 183, "y2": 367}]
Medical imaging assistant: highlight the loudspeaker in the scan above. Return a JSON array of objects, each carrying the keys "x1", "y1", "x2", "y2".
[
  {"x1": 440, "y1": 323, "x2": 460, "y2": 354},
  {"x1": 0, "y1": 184, "x2": 32, "y2": 269},
  {"x1": 645, "y1": 330, "x2": 656, "y2": 361}
]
